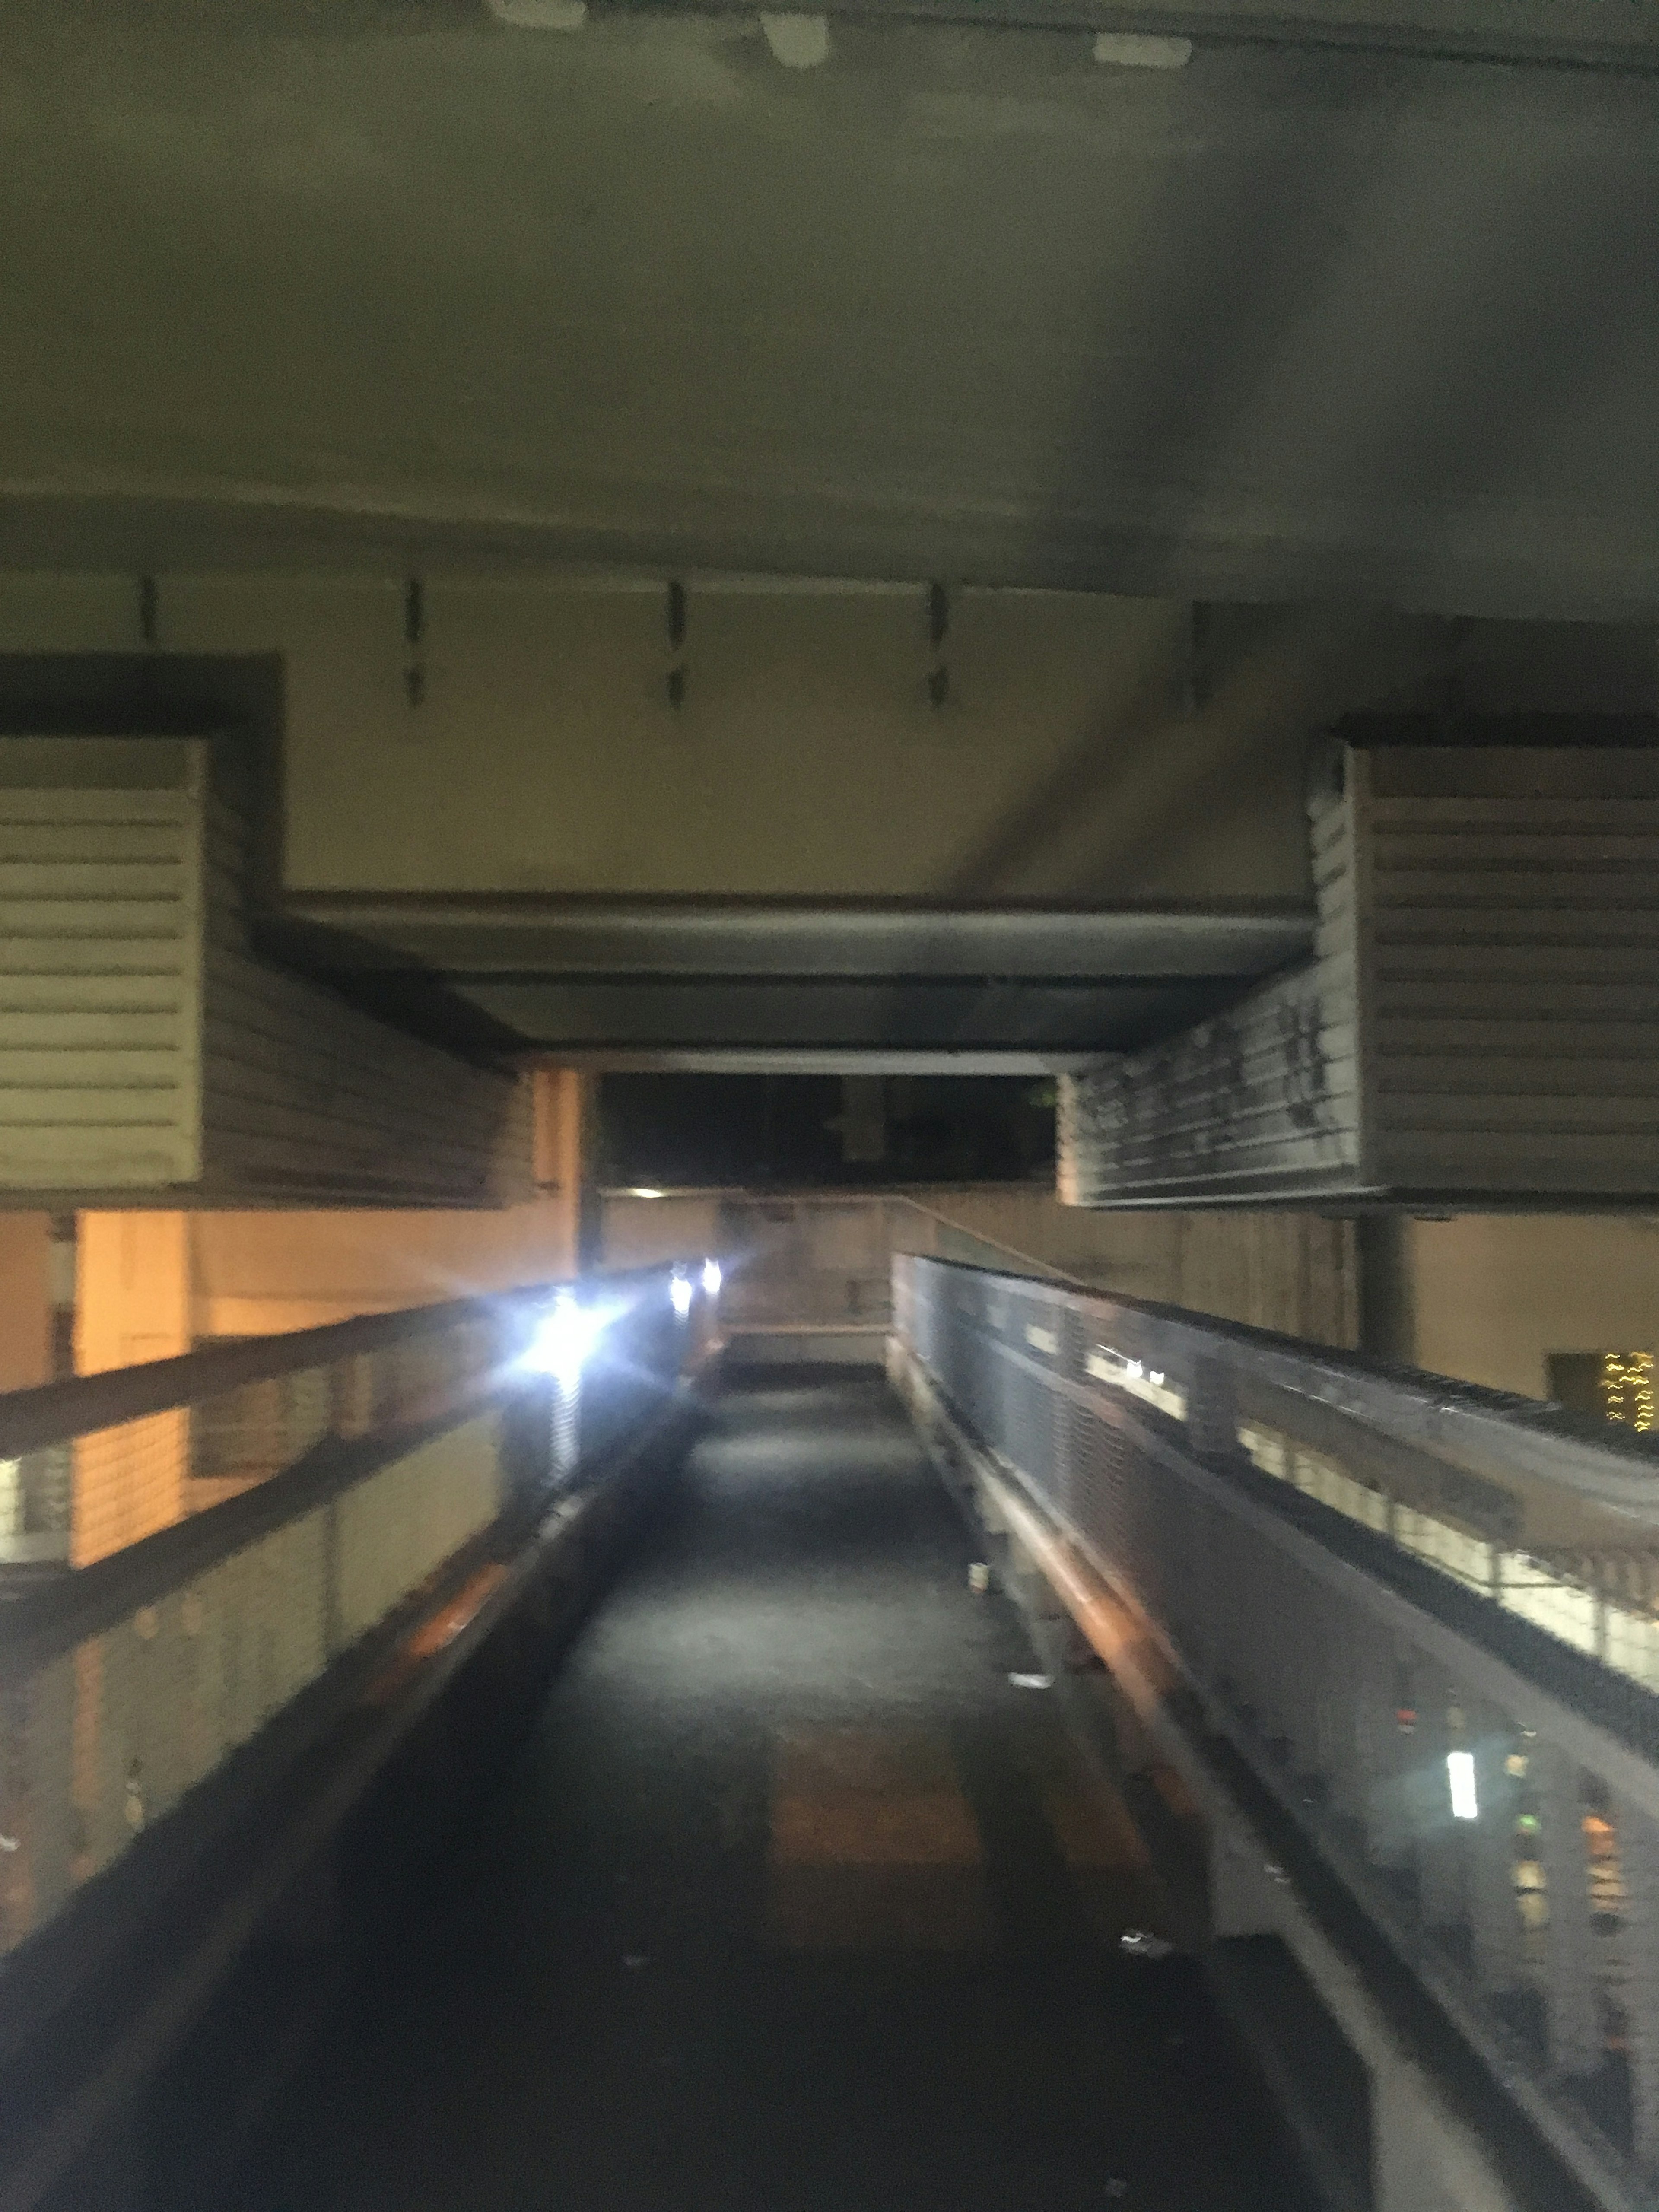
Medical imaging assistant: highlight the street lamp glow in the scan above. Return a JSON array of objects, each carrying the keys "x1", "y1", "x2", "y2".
[
  {"x1": 1447, "y1": 1750, "x2": 1479, "y2": 1821},
  {"x1": 702, "y1": 1257, "x2": 723, "y2": 1298},
  {"x1": 670, "y1": 1271, "x2": 694, "y2": 1319}
]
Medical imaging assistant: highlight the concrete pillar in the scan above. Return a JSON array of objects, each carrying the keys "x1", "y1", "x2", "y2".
[
  {"x1": 1357, "y1": 1214, "x2": 1417, "y2": 1367},
  {"x1": 1533, "y1": 1743, "x2": 1603, "y2": 2078},
  {"x1": 1354, "y1": 1628, "x2": 1414, "y2": 1872},
  {"x1": 1466, "y1": 1707, "x2": 1524, "y2": 2001},
  {"x1": 535, "y1": 1067, "x2": 601, "y2": 1271},
  {"x1": 1413, "y1": 1668, "x2": 1466, "y2": 1936},
  {"x1": 0, "y1": 1212, "x2": 53, "y2": 1391},
  {"x1": 73, "y1": 1214, "x2": 192, "y2": 1564}
]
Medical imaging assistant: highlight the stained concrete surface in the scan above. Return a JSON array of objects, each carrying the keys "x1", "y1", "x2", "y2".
[{"x1": 235, "y1": 1374, "x2": 1314, "y2": 2212}]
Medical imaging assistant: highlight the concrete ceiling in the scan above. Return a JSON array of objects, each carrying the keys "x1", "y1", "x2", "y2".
[{"x1": 3, "y1": 3, "x2": 1659, "y2": 613}]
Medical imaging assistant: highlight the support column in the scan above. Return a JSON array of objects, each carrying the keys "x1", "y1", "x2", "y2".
[
  {"x1": 1354, "y1": 1628, "x2": 1414, "y2": 1873},
  {"x1": 1413, "y1": 1667, "x2": 1465, "y2": 1937},
  {"x1": 1466, "y1": 1705, "x2": 1524, "y2": 2002},
  {"x1": 1534, "y1": 1743, "x2": 1603, "y2": 2079},
  {"x1": 73, "y1": 1213, "x2": 192, "y2": 1564},
  {"x1": 1357, "y1": 1214, "x2": 1417, "y2": 1367},
  {"x1": 0, "y1": 1213, "x2": 52, "y2": 1392},
  {"x1": 535, "y1": 1067, "x2": 601, "y2": 1271},
  {"x1": 1618, "y1": 1796, "x2": 1659, "y2": 2180}
]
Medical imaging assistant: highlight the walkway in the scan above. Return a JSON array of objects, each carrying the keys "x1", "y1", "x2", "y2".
[{"x1": 237, "y1": 1374, "x2": 1312, "y2": 2212}]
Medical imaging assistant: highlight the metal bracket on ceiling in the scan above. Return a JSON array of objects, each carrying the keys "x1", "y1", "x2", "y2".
[
  {"x1": 404, "y1": 576, "x2": 426, "y2": 712},
  {"x1": 927, "y1": 581, "x2": 950, "y2": 709},
  {"x1": 666, "y1": 578, "x2": 688, "y2": 709}
]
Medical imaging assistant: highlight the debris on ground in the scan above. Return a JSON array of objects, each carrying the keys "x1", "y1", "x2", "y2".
[
  {"x1": 1007, "y1": 1672, "x2": 1053, "y2": 1690},
  {"x1": 1119, "y1": 1929, "x2": 1176, "y2": 1959}
]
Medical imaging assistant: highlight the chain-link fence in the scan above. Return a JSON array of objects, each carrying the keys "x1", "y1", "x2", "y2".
[{"x1": 894, "y1": 1253, "x2": 1659, "y2": 2210}]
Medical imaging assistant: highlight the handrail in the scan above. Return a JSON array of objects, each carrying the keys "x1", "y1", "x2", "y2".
[
  {"x1": 886, "y1": 1194, "x2": 1084, "y2": 1286},
  {"x1": 893, "y1": 1252, "x2": 1659, "y2": 2208},
  {"x1": 0, "y1": 1293, "x2": 524, "y2": 1461},
  {"x1": 0, "y1": 1260, "x2": 677, "y2": 1461},
  {"x1": 0, "y1": 1260, "x2": 703, "y2": 1994},
  {"x1": 903, "y1": 1248, "x2": 1659, "y2": 1519},
  {"x1": 0, "y1": 1394, "x2": 496, "y2": 1688}
]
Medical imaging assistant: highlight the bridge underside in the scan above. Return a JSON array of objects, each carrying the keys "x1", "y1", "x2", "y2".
[{"x1": 5, "y1": 1, "x2": 1659, "y2": 614}]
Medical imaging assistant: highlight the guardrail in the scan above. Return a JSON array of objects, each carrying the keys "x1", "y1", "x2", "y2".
[
  {"x1": 893, "y1": 1253, "x2": 1659, "y2": 2211},
  {"x1": 0, "y1": 1267, "x2": 703, "y2": 1974}
]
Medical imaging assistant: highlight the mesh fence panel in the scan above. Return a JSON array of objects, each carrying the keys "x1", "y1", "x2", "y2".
[{"x1": 895, "y1": 1253, "x2": 1659, "y2": 2190}]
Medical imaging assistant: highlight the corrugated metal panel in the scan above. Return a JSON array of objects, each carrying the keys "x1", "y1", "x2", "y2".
[
  {"x1": 1062, "y1": 741, "x2": 1659, "y2": 1208},
  {"x1": 198, "y1": 790, "x2": 530, "y2": 1206},
  {"x1": 1356, "y1": 749, "x2": 1659, "y2": 1196},
  {"x1": 0, "y1": 741, "x2": 200, "y2": 1191},
  {"x1": 1058, "y1": 775, "x2": 1360, "y2": 1206},
  {"x1": 0, "y1": 737, "x2": 531, "y2": 1205}
]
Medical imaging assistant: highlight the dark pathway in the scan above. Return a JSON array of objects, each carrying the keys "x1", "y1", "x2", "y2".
[{"x1": 242, "y1": 1375, "x2": 1311, "y2": 2212}]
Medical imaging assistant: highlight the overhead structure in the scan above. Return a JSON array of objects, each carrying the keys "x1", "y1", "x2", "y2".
[
  {"x1": 1062, "y1": 733, "x2": 1659, "y2": 1208},
  {"x1": 3, "y1": 2, "x2": 1659, "y2": 611}
]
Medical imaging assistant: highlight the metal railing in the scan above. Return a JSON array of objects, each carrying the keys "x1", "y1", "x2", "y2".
[
  {"x1": 893, "y1": 1253, "x2": 1659, "y2": 2210},
  {"x1": 0, "y1": 1268, "x2": 701, "y2": 1972}
]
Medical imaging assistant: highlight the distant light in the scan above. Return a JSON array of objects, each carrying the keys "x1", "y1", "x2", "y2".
[
  {"x1": 1447, "y1": 1751, "x2": 1479, "y2": 1821},
  {"x1": 702, "y1": 1258, "x2": 723, "y2": 1298},
  {"x1": 630, "y1": 1188, "x2": 666, "y2": 1200},
  {"x1": 522, "y1": 1291, "x2": 619, "y2": 1390},
  {"x1": 1093, "y1": 30, "x2": 1192, "y2": 66},
  {"x1": 670, "y1": 1271, "x2": 694, "y2": 1319},
  {"x1": 1149, "y1": 1371, "x2": 1164, "y2": 1388}
]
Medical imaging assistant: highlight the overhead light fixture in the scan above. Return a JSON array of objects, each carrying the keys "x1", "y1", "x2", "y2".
[
  {"x1": 631, "y1": 1187, "x2": 666, "y2": 1200},
  {"x1": 1092, "y1": 31, "x2": 1192, "y2": 66},
  {"x1": 760, "y1": 12, "x2": 831, "y2": 68}
]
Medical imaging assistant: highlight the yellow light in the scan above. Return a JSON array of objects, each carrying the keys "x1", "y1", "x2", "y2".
[{"x1": 1600, "y1": 1351, "x2": 1656, "y2": 1433}]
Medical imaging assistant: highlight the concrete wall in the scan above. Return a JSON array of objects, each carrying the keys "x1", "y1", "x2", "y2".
[
  {"x1": 1406, "y1": 1215, "x2": 1659, "y2": 1401},
  {"x1": 0, "y1": 576, "x2": 1461, "y2": 906},
  {"x1": 186, "y1": 1201, "x2": 578, "y2": 1339},
  {"x1": 600, "y1": 1183, "x2": 1360, "y2": 1349},
  {"x1": 904, "y1": 1185, "x2": 1359, "y2": 1348}
]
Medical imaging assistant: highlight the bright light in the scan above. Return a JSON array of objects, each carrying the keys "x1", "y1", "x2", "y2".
[
  {"x1": 630, "y1": 1187, "x2": 665, "y2": 1200},
  {"x1": 670, "y1": 1271, "x2": 693, "y2": 1319},
  {"x1": 701, "y1": 1258, "x2": 723, "y2": 1297},
  {"x1": 1447, "y1": 1751, "x2": 1479, "y2": 1821},
  {"x1": 521, "y1": 1292, "x2": 618, "y2": 1389}
]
